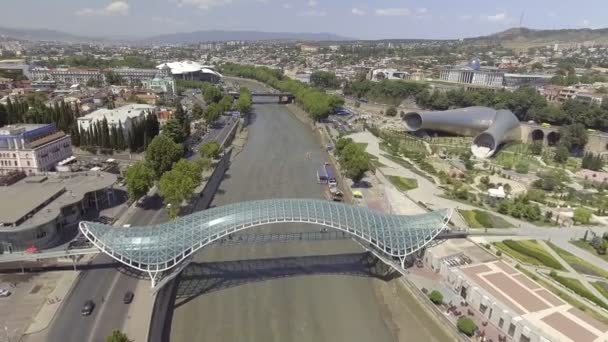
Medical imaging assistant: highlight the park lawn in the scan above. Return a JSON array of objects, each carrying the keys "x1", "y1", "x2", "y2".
[
  {"x1": 355, "y1": 142, "x2": 368, "y2": 150},
  {"x1": 494, "y1": 240, "x2": 564, "y2": 270},
  {"x1": 593, "y1": 282, "x2": 608, "y2": 301},
  {"x1": 571, "y1": 240, "x2": 608, "y2": 262},
  {"x1": 550, "y1": 273, "x2": 608, "y2": 310},
  {"x1": 459, "y1": 209, "x2": 515, "y2": 229},
  {"x1": 388, "y1": 175, "x2": 418, "y2": 191},
  {"x1": 546, "y1": 241, "x2": 608, "y2": 279}
]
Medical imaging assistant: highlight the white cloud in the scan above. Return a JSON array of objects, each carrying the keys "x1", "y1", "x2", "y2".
[
  {"x1": 375, "y1": 8, "x2": 411, "y2": 16},
  {"x1": 76, "y1": 8, "x2": 95, "y2": 16},
  {"x1": 104, "y1": 1, "x2": 130, "y2": 15},
  {"x1": 351, "y1": 8, "x2": 366, "y2": 16},
  {"x1": 416, "y1": 7, "x2": 428, "y2": 14},
  {"x1": 299, "y1": 9, "x2": 326, "y2": 16},
  {"x1": 486, "y1": 12, "x2": 507, "y2": 22},
  {"x1": 282, "y1": 3, "x2": 291, "y2": 9},
  {"x1": 176, "y1": 0, "x2": 233, "y2": 10},
  {"x1": 76, "y1": 1, "x2": 129, "y2": 16},
  {"x1": 582, "y1": 19, "x2": 590, "y2": 27},
  {"x1": 307, "y1": 0, "x2": 318, "y2": 7}
]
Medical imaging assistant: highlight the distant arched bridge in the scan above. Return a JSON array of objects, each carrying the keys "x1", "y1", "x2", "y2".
[
  {"x1": 79, "y1": 199, "x2": 452, "y2": 287},
  {"x1": 228, "y1": 91, "x2": 295, "y2": 103}
]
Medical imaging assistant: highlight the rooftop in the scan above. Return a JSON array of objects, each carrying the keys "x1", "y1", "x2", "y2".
[
  {"x1": 0, "y1": 124, "x2": 49, "y2": 136},
  {"x1": 156, "y1": 61, "x2": 222, "y2": 77},
  {"x1": 0, "y1": 171, "x2": 117, "y2": 230},
  {"x1": 460, "y1": 260, "x2": 608, "y2": 342},
  {"x1": 77, "y1": 104, "x2": 156, "y2": 126}
]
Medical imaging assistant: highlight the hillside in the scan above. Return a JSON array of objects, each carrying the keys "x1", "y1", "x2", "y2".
[
  {"x1": 0, "y1": 26, "x2": 350, "y2": 44},
  {"x1": 466, "y1": 27, "x2": 608, "y2": 49},
  {"x1": 141, "y1": 30, "x2": 351, "y2": 44}
]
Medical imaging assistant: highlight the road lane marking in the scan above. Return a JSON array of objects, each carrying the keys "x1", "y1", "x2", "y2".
[{"x1": 86, "y1": 271, "x2": 122, "y2": 342}]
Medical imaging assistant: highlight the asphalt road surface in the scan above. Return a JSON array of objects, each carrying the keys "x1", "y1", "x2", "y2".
[
  {"x1": 30, "y1": 195, "x2": 170, "y2": 342},
  {"x1": 169, "y1": 83, "x2": 452, "y2": 341}
]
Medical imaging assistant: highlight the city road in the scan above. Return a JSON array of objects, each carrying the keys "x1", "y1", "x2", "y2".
[{"x1": 29, "y1": 195, "x2": 170, "y2": 342}]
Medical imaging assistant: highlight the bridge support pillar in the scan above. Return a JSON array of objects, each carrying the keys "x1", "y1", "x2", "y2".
[{"x1": 147, "y1": 270, "x2": 160, "y2": 289}]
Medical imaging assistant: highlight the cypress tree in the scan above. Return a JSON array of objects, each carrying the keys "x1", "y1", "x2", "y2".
[
  {"x1": 101, "y1": 117, "x2": 111, "y2": 148},
  {"x1": 116, "y1": 121, "x2": 126, "y2": 150},
  {"x1": 110, "y1": 124, "x2": 118, "y2": 149}
]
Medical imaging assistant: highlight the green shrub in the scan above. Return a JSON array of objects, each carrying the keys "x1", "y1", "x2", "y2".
[
  {"x1": 428, "y1": 290, "x2": 443, "y2": 305},
  {"x1": 550, "y1": 273, "x2": 608, "y2": 310},
  {"x1": 457, "y1": 317, "x2": 477, "y2": 336},
  {"x1": 496, "y1": 250, "x2": 502, "y2": 257}
]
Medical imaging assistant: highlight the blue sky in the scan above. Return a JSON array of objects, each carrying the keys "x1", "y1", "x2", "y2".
[{"x1": 1, "y1": 0, "x2": 606, "y2": 39}]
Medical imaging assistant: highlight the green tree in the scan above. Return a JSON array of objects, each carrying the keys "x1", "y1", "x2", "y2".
[
  {"x1": 457, "y1": 317, "x2": 477, "y2": 337},
  {"x1": 199, "y1": 141, "x2": 221, "y2": 159},
  {"x1": 203, "y1": 84, "x2": 223, "y2": 104},
  {"x1": 559, "y1": 123, "x2": 588, "y2": 153},
  {"x1": 104, "y1": 71, "x2": 123, "y2": 85},
  {"x1": 573, "y1": 208, "x2": 592, "y2": 225},
  {"x1": 192, "y1": 104, "x2": 204, "y2": 119},
  {"x1": 204, "y1": 103, "x2": 221, "y2": 128},
  {"x1": 162, "y1": 119, "x2": 186, "y2": 144},
  {"x1": 340, "y1": 143, "x2": 370, "y2": 184},
  {"x1": 310, "y1": 70, "x2": 340, "y2": 89},
  {"x1": 236, "y1": 87, "x2": 252, "y2": 113},
  {"x1": 553, "y1": 145, "x2": 570, "y2": 164},
  {"x1": 428, "y1": 290, "x2": 443, "y2": 305},
  {"x1": 158, "y1": 159, "x2": 202, "y2": 218},
  {"x1": 106, "y1": 330, "x2": 131, "y2": 342},
  {"x1": 124, "y1": 161, "x2": 155, "y2": 200},
  {"x1": 515, "y1": 161, "x2": 529, "y2": 174},
  {"x1": 530, "y1": 141, "x2": 543, "y2": 155},
  {"x1": 145, "y1": 135, "x2": 183, "y2": 179}
]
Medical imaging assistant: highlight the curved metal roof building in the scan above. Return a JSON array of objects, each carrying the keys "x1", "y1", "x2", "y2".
[
  {"x1": 79, "y1": 199, "x2": 452, "y2": 287},
  {"x1": 402, "y1": 106, "x2": 521, "y2": 158}
]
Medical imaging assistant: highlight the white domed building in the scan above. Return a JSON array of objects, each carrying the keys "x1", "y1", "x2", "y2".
[{"x1": 156, "y1": 61, "x2": 223, "y2": 83}]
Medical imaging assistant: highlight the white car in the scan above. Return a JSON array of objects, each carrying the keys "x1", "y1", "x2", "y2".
[{"x1": 0, "y1": 289, "x2": 11, "y2": 297}]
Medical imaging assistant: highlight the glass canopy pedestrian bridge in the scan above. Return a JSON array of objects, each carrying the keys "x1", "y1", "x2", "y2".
[{"x1": 79, "y1": 199, "x2": 452, "y2": 287}]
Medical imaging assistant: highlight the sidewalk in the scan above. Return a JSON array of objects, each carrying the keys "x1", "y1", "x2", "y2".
[{"x1": 24, "y1": 270, "x2": 81, "y2": 335}]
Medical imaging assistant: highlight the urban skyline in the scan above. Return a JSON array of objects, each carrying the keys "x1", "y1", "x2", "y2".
[{"x1": 0, "y1": 0, "x2": 607, "y2": 39}]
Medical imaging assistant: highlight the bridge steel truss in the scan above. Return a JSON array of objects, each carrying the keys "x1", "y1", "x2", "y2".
[{"x1": 79, "y1": 199, "x2": 453, "y2": 288}]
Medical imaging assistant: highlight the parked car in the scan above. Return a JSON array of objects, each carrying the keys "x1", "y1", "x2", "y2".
[
  {"x1": 0, "y1": 289, "x2": 11, "y2": 297},
  {"x1": 123, "y1": 291, "x2": 134, "y2": 304},
  {"x1": 81, "y1": 300, "x2": 95, "y2": 316}
]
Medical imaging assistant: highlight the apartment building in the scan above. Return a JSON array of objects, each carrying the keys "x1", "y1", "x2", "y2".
[
  {"x1": 29, "y1": 66, "x2": 170, "y2": 86},
  {"x1": 0, "y1": 124, "x2": 73, "y2": 175}
]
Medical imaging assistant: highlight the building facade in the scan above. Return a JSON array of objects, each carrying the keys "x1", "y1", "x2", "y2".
[
  {"x1": 0, "y1": 124, "x2": 73, "y2": 175},
  {"x1": 439, "y1": 67, "x2": 504, "y2": 88},
  {"x1": 0, "y1": 172, "x2": 117, "y2": 252},
  {"x1": 141, "y1": 75, "x2": 176, "y2": 96},
  {"x1": 29, "y1": 67, "x2": 170, "y2": 86}
]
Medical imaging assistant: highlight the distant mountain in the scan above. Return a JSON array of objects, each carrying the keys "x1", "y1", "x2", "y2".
[
  {"x1": 141, "y1": 30, "x2": 352, "y2": 44},
  {"x1": 466, "y1": 27, "x2": 608, "y2": 48},
  {"x1": 0, "y1": 26, "x2": 95, "y2": 43},
  {"x1": 0, "y1": 26, "x2": 351, "y2": 44}
]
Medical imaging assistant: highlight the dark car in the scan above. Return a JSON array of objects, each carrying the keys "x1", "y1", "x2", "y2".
[
  {"x1": 81, "y1": 300, "x2": 95, "y2": 316},
  {"x1": 123, "y1": 291, "x2": 134, "y2": 304}
]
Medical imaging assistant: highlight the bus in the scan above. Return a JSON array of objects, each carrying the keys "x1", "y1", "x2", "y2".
[
  {"x1": 317, "y1": 165, "x2": 328, "y2": 183},
  {"x1": 325, "y1": 163, "x2": 337, "y2": 185}
]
